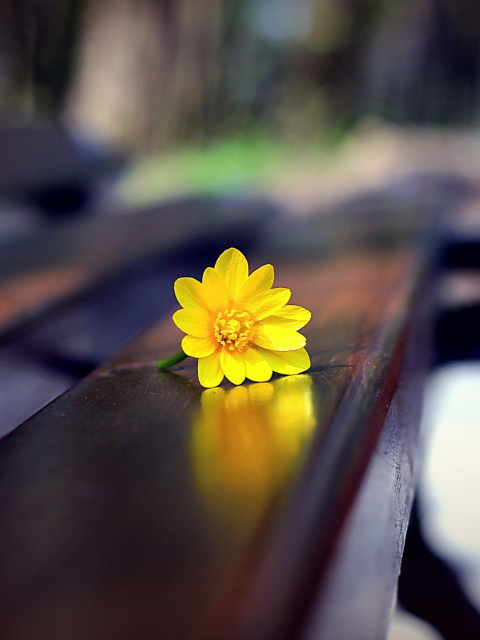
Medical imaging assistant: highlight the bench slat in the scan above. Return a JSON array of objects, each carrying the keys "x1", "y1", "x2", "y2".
[{"x1": 0, "y1": 198, "x2": 267, "y2": 341}]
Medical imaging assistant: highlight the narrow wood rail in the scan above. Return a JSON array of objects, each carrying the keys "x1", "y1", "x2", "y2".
[{"x1": 0, "y1": 183, "x2": 452, "y2": 640}]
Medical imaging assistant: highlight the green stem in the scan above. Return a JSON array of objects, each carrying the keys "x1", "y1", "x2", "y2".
[{"x1": 157, "y1": 349, "x2": 188, "y2": 371}]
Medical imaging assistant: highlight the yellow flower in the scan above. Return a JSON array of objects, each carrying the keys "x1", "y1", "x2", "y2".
[{"x1": 173, "y1": 248, "x2": 311, "y2": 387}]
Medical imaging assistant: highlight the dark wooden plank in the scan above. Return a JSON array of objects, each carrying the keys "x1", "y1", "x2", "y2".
[
  {"x1": 0, "y1": 197, "x2": 268, "y2": 341},
  {"x1": 0, "y1": 184, "x2": 445, "y2": 640},
  {"x1": 300, "y1": 268, "x2": 432, "y2": 640}
]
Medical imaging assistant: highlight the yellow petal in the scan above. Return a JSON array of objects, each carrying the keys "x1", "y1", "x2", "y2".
[
  {"x1": 220, "y1": 348, "x2": 246, "y2": 385},
  {"x1": 235, "y1": 264, "x2": 274, "y2": 305},
  {"x1": 259, "y1": 305, "x2": 311, "y2": 330},
  {"x1": 173, "y1": 308, "x2": 211, "y2": 338},
  {"x1": 215, "y1": 248, "x2": 249, "y2": 299},
  {"x1": 255, "y1": 347, "x2": 311, "y2": 375},
  {"x1": 182, "y1": 335, "x2": 217, "y2": 358},
  {"x1": 252, "y1": 325, "x2": 306, "y2": 351},
  {"x1": 174, "y1": 277, "x2": 206, "y2": 309},
  {"x1": 198, "y1": 351, "x2": 224, "y2": 387},
  {"x1": 245, "y1": 288, "x2": 291, "y2": 321},
  {"x1": 202, "y1": 267, "x2": 229, "y2": 312},
  {"x1": 243, "y1": 346, "x2": 272, "y2": 382}
]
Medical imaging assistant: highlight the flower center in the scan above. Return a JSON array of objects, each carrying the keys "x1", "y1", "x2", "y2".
[{"x1": 214, "y1": 309, "x2": 254, "y2": 351}]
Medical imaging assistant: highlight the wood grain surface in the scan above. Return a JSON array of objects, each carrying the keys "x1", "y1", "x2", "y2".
[{"x1": 0, "y1": 188, "x2": 440, "y2": 640}]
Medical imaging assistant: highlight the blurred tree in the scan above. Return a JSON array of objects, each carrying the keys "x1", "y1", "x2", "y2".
[
  {"x1": 2, "y1": 0, "x2": 480, "y2": 150},
  {"x1": 0, "y1": 0, "x2": 86, "y2": 118},
  {"x1": 66, "y1": 0, "x2": 223, "y2": 150},
  {"x1": 367, "y1": 0, "x2": 480, "y2": 124}
]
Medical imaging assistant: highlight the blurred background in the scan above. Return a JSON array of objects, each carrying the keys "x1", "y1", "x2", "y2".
[
  {"x1": 1, "y1": 2, "x2": 480, "y2": 639},
  {"x1": 2, "y1": 0, "x2": 480, "y2": 203}
]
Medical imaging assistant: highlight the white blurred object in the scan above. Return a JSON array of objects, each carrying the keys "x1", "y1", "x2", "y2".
[
  {"x1": 388, "y1": 607, "x2": 442, "y2": 640},
  {"x1": 420, "y1": 362, "x2": 480, "y2": 609}
]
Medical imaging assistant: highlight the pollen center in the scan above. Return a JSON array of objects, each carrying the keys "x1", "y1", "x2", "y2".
[{"x1": 214, "y1": 309, "x2": 253, "y2": 351}]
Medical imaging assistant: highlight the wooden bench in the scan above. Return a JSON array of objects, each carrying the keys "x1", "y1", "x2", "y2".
[{"x1": 0, "y1": 177, "x2": 467, "y2": 639}]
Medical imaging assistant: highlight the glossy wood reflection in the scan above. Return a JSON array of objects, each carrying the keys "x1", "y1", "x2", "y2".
[{"x1": 191, "y1": 377, "x2": 317, "y2": 527}]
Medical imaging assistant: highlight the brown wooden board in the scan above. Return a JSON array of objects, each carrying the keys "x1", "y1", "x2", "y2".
[
  {"x1": 0, "y1": 197, "x2": 268, "y2": 341},
  {"x1": 0, "y1": 185, "x2": 444, "y2": 640}
]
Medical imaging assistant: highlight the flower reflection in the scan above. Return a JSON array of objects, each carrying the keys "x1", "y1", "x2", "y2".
[{"x1": 190, "y1": 375, "x2": 316, "y2": 526}]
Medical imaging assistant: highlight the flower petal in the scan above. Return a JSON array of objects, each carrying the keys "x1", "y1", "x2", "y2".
[
  {"x1": 255, "y1": 347, "x2": 311, "y2": 375},
  {"x1": 202, "y1": 267, "x2": 229, "y2": 312},
  {"x1": 245, "y1": 288, "x2": 291, "y2": 321},
  {"x1": 173, "y1": 308, "x2": 211, "y2": 338},
  {"x1": 259, "y1": 305, "x2": 311, "y2": 330},
  {"x1": 220, "y1": 348, "x2": 246, "y2": 385},
  {"x1": 252, "y1": 325, "x2": 306, "y2": 351},
  {"x1": 198, "y1": 351, "x2": 224, "y2": 387},
  {"x1": 235, "y1": 264, "x2": 274, "y2": 305},
  {"x1": 182, "y1": 335, "x2": 217, "y2": 358},
  {"x1": 215, "y1": 248, "x2": 249, "y2": 299},
  {"x1": 174, "y1": 277, "x2": 206, "y2": 310},
  {"x1": 244, "y1": 346, "x2": 272, "y2": 382}
]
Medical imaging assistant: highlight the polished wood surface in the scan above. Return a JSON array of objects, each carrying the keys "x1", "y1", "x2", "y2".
[{"x1": 0, "y1": 187, "x2": 440, "y2": 640}]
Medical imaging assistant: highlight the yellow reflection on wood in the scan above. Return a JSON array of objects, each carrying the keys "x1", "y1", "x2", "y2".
[{"x1": 190, "y1": 375, "x2": 316, "y2": 527}]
